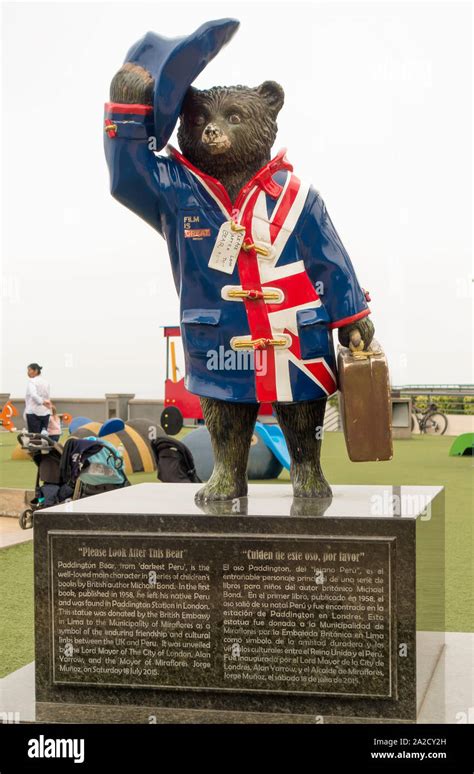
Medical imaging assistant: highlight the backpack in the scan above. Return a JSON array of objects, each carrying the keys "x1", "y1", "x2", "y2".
[
  {"x1": 151, "y1": 437, "x2": 201, "y2": 483},
  {"x1": 78, "y1": 438, "x2": 126, "y2": 486}
]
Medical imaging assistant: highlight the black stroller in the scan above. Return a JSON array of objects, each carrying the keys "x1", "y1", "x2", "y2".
[
  {"x1": 18, "y1": 433, "x2": 69, "y2": 529},
  {"x1": 18, "y1": 431, "x2": 130, "y2": 529}
]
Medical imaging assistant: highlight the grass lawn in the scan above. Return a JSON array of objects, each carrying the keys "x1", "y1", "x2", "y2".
[
  {"x1": 0, "y1": 429, "x2": 472, "y2": 676},
  {"x1": 0, "y1": 541, "x2": 34, "y2": 678}
]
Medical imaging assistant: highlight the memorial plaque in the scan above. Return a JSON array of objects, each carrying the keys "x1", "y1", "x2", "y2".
[{"x1": 50, "y1": 531, "x2": 395, "y2": 699}]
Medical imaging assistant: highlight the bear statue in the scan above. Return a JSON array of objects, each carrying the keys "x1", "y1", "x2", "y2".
[{"x1": 104, "y1": 21, "x2": 375, "y2": 503}]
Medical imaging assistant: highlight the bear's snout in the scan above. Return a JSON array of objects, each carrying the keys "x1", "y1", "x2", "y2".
[
  {"x1": 203, "y1": 123, "x2": 221, "y2": 140},
  {"x1": 201, "y1": 122, "x2": 231, "y2": 154}
]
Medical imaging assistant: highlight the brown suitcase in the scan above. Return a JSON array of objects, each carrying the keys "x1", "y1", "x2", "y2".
[{"x1": 337, "y1": 341, "x2": 393, "y2": 462}]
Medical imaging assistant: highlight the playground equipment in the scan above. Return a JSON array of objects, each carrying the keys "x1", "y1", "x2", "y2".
[
  {"x1": 0, "y1": 401, "x2": 18, "y2": 432},
  {"x1": 449, "y1": 433, "x2": 474, "y2": 456},
  {"x1": 254, "y1": 421, "x2": 291, "y2": 471},
  {"x1": 184, "y1": 426, "x2": 283, "y2": 481},
  {"x1": 99, "y1": 418, "x2": 126, "y2": 437},
  {"x1": 69, "y1": 416, "x2": 93, "y2": 434},
  {"x1": 71, "y1": 419, "x2": 160, "y2": 474},
  {"x1": 161, "y1": 326, "x2": 202, "y2": 435}
]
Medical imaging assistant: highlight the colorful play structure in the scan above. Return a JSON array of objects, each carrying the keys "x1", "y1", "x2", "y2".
[
  {"x1": 68, "y1": 417, "x2": 161, "y2": 474},
  {"x1": 161, "y1": 325, "x2": 202, "y2": 435},
  {"x1": 0, "y1": 401, "x2": 18, "y2": 432},
  {"x1": 254, "y1": 421, "x2": 291, "y2": 470},
  {"x1": 6, "y1": 407, "x2": 160, "y2": 475},
  {"x1": 184, "y1": 425, "x2": 284, "y2": 480},
  {"x1": 449, "y1": 433, "x2": 474, "y2": 456}
]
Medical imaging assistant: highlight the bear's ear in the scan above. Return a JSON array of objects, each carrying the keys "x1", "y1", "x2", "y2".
[{"x1": 255, "y1": 81, "x2": 285, "y2": 116}]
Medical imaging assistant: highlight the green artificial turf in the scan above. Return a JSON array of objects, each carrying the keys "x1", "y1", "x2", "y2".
[
  {"x1": 0, "y1": 541, "x2": 34, "y2": 678},
  {"x1": 322, "y1": 433, "x2": 473, "y2": 634},
  {"x1": 0, "y1": 430, "x2": 472, "y2": 677}
]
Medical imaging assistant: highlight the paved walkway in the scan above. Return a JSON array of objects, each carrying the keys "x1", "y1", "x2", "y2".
[{"x1": 0, "y1": 516, "x2": 32, "y2": 548}]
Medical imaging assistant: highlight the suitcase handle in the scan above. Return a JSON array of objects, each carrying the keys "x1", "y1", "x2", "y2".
[{"x1": 348, "y1": 330, "x2": 381, "y2": 360}]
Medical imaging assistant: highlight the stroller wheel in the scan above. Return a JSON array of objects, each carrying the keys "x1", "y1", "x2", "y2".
[{"x1": 19, "y1": 508, "x2": 34, "y2": 530}]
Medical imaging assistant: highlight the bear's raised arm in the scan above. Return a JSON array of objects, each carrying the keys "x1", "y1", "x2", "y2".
[{"x1": 104, "y1": 64, "x2": 174, "y2": 234}]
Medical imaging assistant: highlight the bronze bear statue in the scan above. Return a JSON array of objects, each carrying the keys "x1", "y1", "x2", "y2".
[{"x1": 107, "y1": 63, "x2": 375, "y2": 502}]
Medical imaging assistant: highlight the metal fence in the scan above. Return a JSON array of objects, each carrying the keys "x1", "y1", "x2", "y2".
[{"x1": 391, "y1": 385, "x2": 474, "y2": 415}]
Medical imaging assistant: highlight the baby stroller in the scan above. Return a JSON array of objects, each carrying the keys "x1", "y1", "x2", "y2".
[
  {"x1": 18, "y1": 431, "x2": 130, "y2": 529},
  {"x1": 18, "y1": 432, "x2": 68, "y2": 529},
  {"x1": 60, "y1": 435, "x2": 131, "y2": 501}
]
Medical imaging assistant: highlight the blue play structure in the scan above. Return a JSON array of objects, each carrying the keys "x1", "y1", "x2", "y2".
[
  {"x1": 69, "y1": 417, "x2": 125, "y2": 437},
  {"x1": 184, "y1": 425, "x2": 283, "y2": 481},
  {"x1": 68, "y1": 416, "x2": 93, "y2": 435},
  {"x1": 98, "y1": 418, "x2": 125, "y2": 437},
  {"x1": 254, "y1": 421, "x2": 291, "y2": 471}
]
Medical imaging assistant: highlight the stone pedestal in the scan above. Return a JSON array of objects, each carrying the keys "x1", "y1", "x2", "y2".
[{"x1": 34, "y1": 483, "x2": 444, "y2": 723}]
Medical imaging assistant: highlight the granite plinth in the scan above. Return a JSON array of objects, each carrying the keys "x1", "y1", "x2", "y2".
[{"x1": 34, "y1": 484, "x2": 445, "y2": 723}]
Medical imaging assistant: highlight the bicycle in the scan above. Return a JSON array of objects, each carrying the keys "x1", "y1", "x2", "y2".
[{"x1": 411, "y1": 402, "x2": 448, "y2": 435}]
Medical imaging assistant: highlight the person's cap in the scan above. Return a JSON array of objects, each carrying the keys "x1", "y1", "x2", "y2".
[
  {"x1": 27, "y1": 363, "x2": 42, "y2": 371},
  {"x1": 124, "y1": 18, "x2": 240, "y2": 150}
]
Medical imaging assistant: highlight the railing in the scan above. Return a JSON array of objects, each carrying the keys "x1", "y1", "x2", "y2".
[
  {"x1": 392, "y1": 385, "x2": 474, "y2": 415},
  {"x1": 392, "y1": 384, "x2": 474, "y2": 394}
]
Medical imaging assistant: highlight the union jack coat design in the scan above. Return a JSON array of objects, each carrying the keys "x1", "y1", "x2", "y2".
[{"x1": 104, "y1": 102, "x2": 370, "y2": 404}]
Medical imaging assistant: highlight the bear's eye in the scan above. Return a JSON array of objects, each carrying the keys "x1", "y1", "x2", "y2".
[
  {"x1": 228, "y1": 113, "x2": 242, "y2": 125},
  {"x1": 192, "y1": 114, "x2": 206, "y2": 127}
]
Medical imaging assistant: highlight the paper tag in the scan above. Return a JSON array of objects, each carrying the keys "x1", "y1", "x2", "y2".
[{"x1": 208, "y1": 222, "x2": 245, "y2": 274}]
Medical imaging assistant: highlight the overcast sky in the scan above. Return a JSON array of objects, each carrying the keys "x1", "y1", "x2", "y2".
[{"x1": 1, "y1": 0, "x2": 472, "y2": 399}]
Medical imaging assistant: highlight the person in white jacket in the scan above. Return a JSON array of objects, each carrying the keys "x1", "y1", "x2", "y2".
[{"x1": 25, "y1": 363, "x2": 51, "y2": 434}]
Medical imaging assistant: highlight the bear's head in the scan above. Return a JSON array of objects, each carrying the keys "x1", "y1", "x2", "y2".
[
  {"x1": 177, "y1": 82, "x2": 284, "y2": 178},
  {"x1": 110, "y1": 65, "x2": 284, "y2": 198}
]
